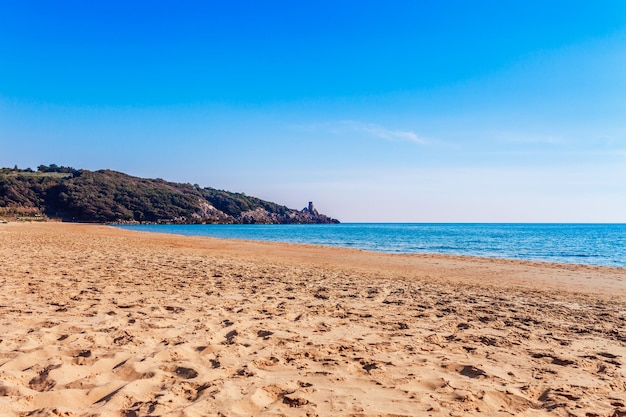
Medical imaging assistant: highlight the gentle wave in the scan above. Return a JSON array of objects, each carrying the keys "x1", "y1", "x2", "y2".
[{"x1": 116, "y1": 223, "x2": 626, "y2": 268}]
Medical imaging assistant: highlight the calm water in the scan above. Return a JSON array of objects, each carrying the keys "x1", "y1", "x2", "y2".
[{"x1": 117, "y1": 223, "x2": 626, "y2": 268}]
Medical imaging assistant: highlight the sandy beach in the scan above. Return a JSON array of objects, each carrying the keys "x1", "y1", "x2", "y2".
[{"x1": 0, "y1": 222, "x2": 625, "y2": 417}]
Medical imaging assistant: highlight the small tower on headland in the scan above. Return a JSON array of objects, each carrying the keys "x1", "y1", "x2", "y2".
[{"x1": 305, "y1": 201, "x2": 319, "y2": 216}]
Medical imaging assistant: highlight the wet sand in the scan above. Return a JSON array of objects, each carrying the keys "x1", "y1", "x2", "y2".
[{"x1": 0, "y1": 222, "x2": 625, "y2": 416}]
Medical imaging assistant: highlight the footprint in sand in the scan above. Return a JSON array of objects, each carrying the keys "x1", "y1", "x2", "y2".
[
  {"x1": 29, "y1": 364, "x2": 61, "y2": 391},
  {"x1": 174, "y1": 366, "x2": 198, "y2": 379}
]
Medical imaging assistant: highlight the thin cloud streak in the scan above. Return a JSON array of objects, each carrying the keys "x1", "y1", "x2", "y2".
[
  {"x1": 300, "y1": 120, "x2": 429, "y2": 145},
  {"x1": 349, "y1": 121, "x2": 428, "y2": 145}
]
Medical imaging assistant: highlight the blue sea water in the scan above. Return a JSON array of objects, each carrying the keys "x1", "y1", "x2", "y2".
[{"x1": 116, "y1": 223, "x2": 626, "y2": 268}]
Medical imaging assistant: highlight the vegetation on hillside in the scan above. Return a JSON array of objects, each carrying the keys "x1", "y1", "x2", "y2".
[{"x1": 0, "y1": 165, "x2": 339, "y2": 224}]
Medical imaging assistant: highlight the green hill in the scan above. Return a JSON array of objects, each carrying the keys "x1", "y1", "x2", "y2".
[{"x1": 0, "y1": 165, "x2": 339, "y2": 224}]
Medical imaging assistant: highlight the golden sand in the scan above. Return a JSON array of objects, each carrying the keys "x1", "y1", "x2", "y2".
[{"x1": 0, "y1": 222, "x2": 625, "y2": 416}]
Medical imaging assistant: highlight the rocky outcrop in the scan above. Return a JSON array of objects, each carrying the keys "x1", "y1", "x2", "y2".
[
  {"x1": 190, "y1": 198, "x2": 339, "y2": 225},
  {"x1": 192, "y1": 199, "x2": 233, "y2": 223},
  {"x1": 236, "y1": 203, "x2": 339, "y2": 224}
]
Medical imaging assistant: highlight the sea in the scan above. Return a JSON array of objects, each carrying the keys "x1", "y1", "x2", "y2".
[{"x1": 116, "y1": 223, "x2": 626, "y2": 268}]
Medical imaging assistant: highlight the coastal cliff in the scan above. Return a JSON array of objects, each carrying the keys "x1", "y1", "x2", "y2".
[{"x1": 0, "y1": 165, "x2": 339, "y2": 224}]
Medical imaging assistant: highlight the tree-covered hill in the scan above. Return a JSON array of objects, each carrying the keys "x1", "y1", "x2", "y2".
[{"x1": 0, "y1": 165, "x2": 339, "y2": 224}]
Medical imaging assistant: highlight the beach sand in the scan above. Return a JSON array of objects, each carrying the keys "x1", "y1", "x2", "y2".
[{"x1": 0, "y1": 222, "x2": 625, "y2": 417}]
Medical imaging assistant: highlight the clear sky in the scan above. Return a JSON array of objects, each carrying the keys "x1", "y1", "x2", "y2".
[{"x1": 1, "y1": 1, "x2": 625, "y2": 222}]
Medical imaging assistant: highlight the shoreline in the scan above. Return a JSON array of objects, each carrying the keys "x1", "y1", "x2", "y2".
[
  {"x1": 113, "y1": 222, "x2": 626, "y2": 270},
  {"x1": 1, "y1": 222, "x2": 625, "y2": 416},
  {"x1": 109, "y1": 223, "x2": 626, "y2": 298}
]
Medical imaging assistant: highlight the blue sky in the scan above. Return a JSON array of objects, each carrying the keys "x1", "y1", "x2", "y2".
[{"x1": 1, "y1": 1, "x2": 625, "y2": 222}]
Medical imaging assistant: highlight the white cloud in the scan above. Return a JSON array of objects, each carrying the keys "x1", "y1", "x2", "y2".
[
  {"x1": 303, "y1": 120, "x2": 428, "y2": 145},
  {"x1": 348, "y1": 121, "x2": 428, "y2": 144},
  {"x1": 490, "y1": 130, "x2": 566, "y2": 146}
]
